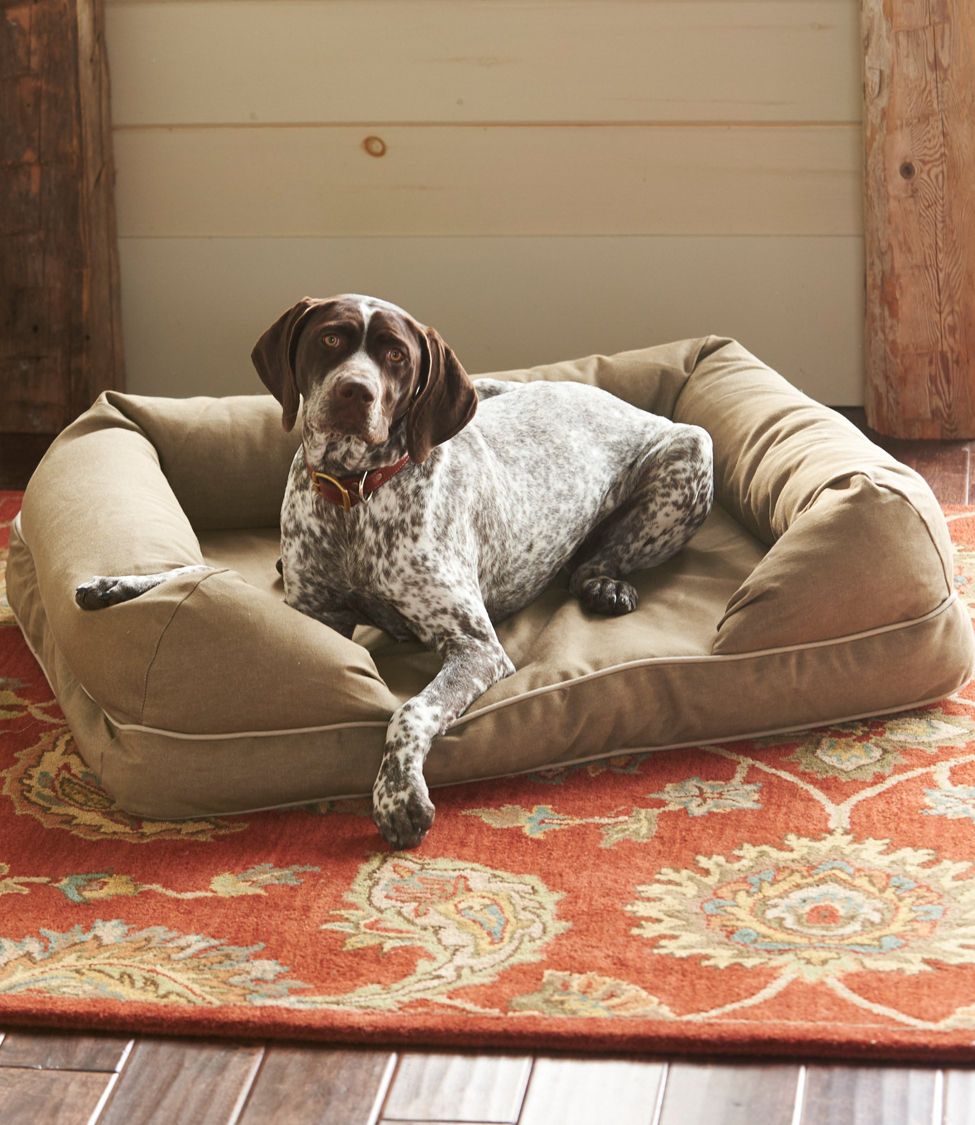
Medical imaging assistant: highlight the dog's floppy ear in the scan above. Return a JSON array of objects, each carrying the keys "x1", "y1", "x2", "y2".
[
  {"x1": 406, "y1": 327, "x2": 478, "y2": 463},
  {"x1": 251, "y1": 297, "x2": 318, "y2": 432}
]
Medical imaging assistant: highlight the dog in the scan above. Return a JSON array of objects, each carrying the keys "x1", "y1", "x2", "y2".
[{"x1": 77, "y1": 295, "x2": 714, "y2": 849}]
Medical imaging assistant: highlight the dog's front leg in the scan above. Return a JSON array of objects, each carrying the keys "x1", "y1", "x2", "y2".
[{"x1": 372, "y1": 636, "x2": 515, "y2": 849}]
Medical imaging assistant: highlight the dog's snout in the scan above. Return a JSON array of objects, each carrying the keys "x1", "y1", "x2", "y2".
[
  {"x1": 324, "y1": 369, "x2": 387, "y2": 443},
  {"x1": 334, "y1": 377, "x2": 377, "y2": 406}
]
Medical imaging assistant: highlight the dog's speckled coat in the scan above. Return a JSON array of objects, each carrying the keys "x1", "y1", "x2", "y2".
[{"x1": 77, "y1": 296, "x2": 713, "y2": 849}]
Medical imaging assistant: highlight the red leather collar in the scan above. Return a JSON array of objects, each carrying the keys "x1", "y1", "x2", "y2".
[{"x1": 305, "y1": 453, "x2": 411, "y2": 511}]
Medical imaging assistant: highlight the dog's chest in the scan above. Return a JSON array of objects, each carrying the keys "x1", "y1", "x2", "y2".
[{"x1": 281, "y1": 476, "x2": 435, "y2": 611}]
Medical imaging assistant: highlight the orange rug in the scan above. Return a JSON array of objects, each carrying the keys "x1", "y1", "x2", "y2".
[{"x1": 3, "y1": 489, "x2": 975, "y2": 1061}]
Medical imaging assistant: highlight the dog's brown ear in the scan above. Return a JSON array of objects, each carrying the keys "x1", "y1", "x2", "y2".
[
  {"x1": 406, "y1": 327, "x2": 478, "y2": 463},
  {"x1": 251, "y1": 298, "x2": 318, "y2": 432}
]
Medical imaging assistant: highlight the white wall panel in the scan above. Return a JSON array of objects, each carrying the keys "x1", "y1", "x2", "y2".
[
  {"x1": 105, "y1": 1, "x2": 860, "y2": 126},
  {"x1": 105, "y1": 1, "x2": 865, "y2": 402},
  {"x1": 117, "y1": 235, "x2": 864, "y2": 403},
  {"x1": 114, "y1": 124, "x2": 862, "y2": 238}
]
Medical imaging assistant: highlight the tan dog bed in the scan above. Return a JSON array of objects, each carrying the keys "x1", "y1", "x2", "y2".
[{"x1": 7, "y1": 337, "x2": 973, "y2": 818}]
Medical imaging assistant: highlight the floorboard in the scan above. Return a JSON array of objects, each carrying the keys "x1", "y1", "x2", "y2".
[
  {"x1": 517, "y1": 1056, "x2": 666, "y2": 1125},
  {"x1": 0, "y1": 1029, "x2": 132, "y2": 1073},
  {"x1": 798, "y1": 1065, "x2": 939, "y2": 1125},
  {"x1": 657, "y1": 1062, "x2": 801, "y2": 1125},
  {"x1": 95, "y1": 1038, "x2": 264, "y2": 1125},
  {"x1": 0, "y1": 1066, "x2": 115, "y2": 1125},
  {"x1": 237, "y1": 1045, "x2": 396, "y2": 1125},
  {"x1": 380, "y1": 1052, "x2": 533, "y2": 1123},
  {"x1": 943, "y1": 1070, "x2": 975, "y2": 1125}
]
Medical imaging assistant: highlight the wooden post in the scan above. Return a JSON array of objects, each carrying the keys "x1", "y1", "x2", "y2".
[
  {"x1": 1, "y1": 0, "x2": 124, "y2": 436},
  {"x1": 861, "y1": 0, "x2": 975, "y2": 439}
]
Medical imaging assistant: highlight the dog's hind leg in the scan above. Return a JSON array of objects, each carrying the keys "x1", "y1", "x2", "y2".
[
  {"x1": 75, "y1": 565, "x2": 208, "y2": 610},
  {"x1": 473, "y1": 378, "x2": 519, "y2": 400},
  {"x1": 569, "y1": 422, "x2": 713, "y2": 616}
]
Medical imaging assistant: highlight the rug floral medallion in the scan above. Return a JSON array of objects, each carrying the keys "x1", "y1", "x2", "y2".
[{"x1": 3, "y1": 490, "x2": 975, "y2": 1060}]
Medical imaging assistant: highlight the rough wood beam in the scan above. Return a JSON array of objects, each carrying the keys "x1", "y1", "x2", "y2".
[
  {"x1": 1, "y1": 0, "x2": 124, "y2": 434},
  {"x1": 861, "y1": 0, "x2": 975, "y2": 438}
]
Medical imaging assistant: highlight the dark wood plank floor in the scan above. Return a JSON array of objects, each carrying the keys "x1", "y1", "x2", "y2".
[{"x1": 2, "y1": 410, "x2": 973, "y2": 1124}]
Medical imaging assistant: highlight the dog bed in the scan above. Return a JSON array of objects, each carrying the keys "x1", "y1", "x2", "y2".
[{"x1": 7, "y1": 336, "x2": 973, "y2": 819}]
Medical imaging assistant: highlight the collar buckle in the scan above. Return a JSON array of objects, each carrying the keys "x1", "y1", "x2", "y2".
[
  {"x1": 305, "y1": 453, "x2": 410, "y2": 510},
  {"x1": 308, "y1": 469, "x2": 354, "y2": 511}
]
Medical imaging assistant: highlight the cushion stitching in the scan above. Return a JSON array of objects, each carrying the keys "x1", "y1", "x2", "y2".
[
  {"x1": 869, "y1": 477, "x2": 954, "y2": 595},
  {"x1": 139, "y1": 570, "x2": 226, "y2": 725},
  {"x1": 7, "y1": 521, "x2": 964, "y2": 736},
  {"x1": 92, "y1": 592, "x2": 962, "y2": 739},
  {"x1": 118, "y1": 680, "x2": 975, "y2": 819}
]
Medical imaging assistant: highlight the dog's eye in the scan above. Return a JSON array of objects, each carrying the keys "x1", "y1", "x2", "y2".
[
  {"x1": 322, "y1": 333, "x2": 341, "y2": 348},
  {"x1": 388, "y1": 348, "x2": 404, "y2": 363}
]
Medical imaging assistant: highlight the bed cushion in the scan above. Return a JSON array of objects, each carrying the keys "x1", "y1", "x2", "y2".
[{"x1": 7, "y1": 336, "x2": 973, "y2": 818}]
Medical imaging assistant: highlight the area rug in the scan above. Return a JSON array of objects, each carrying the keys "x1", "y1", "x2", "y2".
[{"x1": 3, "y1": 489, "x2": 975, "y2": 1062}]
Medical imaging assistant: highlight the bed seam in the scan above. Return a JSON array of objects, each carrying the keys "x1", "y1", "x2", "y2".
[
  {"x1": 9, "y1": 514, "x2": 970, "y2": 741},
  {"x1": 104, "y1": 591, "x2": 965, "y2": 740},
  {"x1": 138, "y1": 570, "x2": 225, "y2": 725},
  {"x1": 122, "y1": 677, "x2": 975, "y2": 820},
  {"x1": 669, "y1": 334, "x2": 731, "y2": 421},
  {"x1": 715, "y1": 469, "x2": 954, "y2": 640}
]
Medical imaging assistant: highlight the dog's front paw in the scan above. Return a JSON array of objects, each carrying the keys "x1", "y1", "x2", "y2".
[{"x1": 372, "y1": 760, "x2": 435, "y2": 850}]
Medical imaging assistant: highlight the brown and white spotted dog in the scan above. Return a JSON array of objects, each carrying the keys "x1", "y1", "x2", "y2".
[{"x1": 76, "y1": 295, "x2": 714, "y2": 849}]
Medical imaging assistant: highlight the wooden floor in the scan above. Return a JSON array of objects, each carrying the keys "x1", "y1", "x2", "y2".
[{"x1": 2, "y1": 413, "x2": 974, "y2": 1124}]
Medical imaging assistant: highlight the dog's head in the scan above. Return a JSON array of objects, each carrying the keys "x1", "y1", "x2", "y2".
[{"x1": 251, "y1": 294, "x2": 477, "y2": 467}]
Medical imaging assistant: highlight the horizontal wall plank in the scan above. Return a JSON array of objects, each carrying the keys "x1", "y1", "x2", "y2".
[
  {"x1": 104, "y1": 0, "x2": 860, "y2": 127},
  {"x1": 116, "y1": 234, "x2": 864, "y2": 403},
  {"x1": 114, "y1": 124, "x2": 861, "y2": 238}
]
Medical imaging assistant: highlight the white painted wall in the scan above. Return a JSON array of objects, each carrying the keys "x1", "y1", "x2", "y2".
[{"x1": 105, "y1": 0, "x2": 864, "y2": 402}]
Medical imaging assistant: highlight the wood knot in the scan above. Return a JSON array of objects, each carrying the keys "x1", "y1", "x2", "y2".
[
  {"x1": 363, "y1": 136, "x2": 387, "y2": 158},
  {"x1": 899, "y1": 161, "x2": 916, "y2": 180}
]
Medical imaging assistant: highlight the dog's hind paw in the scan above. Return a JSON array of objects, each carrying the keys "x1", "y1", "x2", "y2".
[
  {"x1": 75, "y1": 565, "x2": 208, "y2": 611},
  {"x1": 577, "y1": 575, "x2": 639, "y2": 616},
  {"x1": 75, "y1": 576, "x2": 132, "y2": 611}
]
